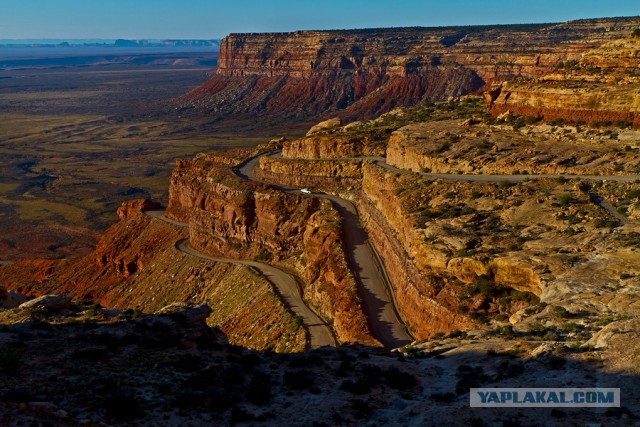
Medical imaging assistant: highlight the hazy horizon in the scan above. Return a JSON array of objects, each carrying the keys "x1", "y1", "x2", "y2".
[{"x1": 2, "y1": 0, "x2": 639, "y2": 39}]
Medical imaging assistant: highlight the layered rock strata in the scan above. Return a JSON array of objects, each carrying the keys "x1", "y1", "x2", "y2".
[
  {"x1": 182, "y1": 17, "x2": 640, "y2": 120},
  {"x1": 488, "y1": 35, "x2": 640, "y2": 125},
  {"x1": 166, "y1": 154, "x2": 375, "y2": 344}
]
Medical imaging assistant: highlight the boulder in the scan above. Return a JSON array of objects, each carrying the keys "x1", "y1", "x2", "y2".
[
  {"x1": 306, "y1": 117, "x2": 343, "y2": 136},
  {"x1": 19, "y1": 295, "x2": 71, "y2": 311},
  {"x1": 343, "y1": 121, "x2": 364, "y2": 131}
]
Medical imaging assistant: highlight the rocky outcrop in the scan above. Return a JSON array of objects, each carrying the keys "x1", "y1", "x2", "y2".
[
  {"x1": 307, "y1": 117, "x2": 342, "y2": 136},
  {"x1": 0, "y1": 202, "x2": 306, "y2": 352},
  {"x1": 487, "y1": 80, "x2": 640, "y2": 126},
  {"x1": 257, "y1": 156, "x2": 363, "y2": 191},
  {"x1": 283, "y1": 134, "x2": 365, "y2": 159},
  {"x1": 386, "y1": 119, "x2": 640, "y2": 176},
  {"x1": 116, "y1": 199, "x2": 162, "y2": 221},
  {"x1": 181, "y1": 17, "x2": 640, "y2": 120},
  {"x1": 362, "y1": 163, "x2": 543, "y2": 292},
  {"x1": 302, "y1": 205, "x2": 377, "y2": 344},
  {"x1": 166, "y1": 153, "x2": 375, "y2": 344},
  {"x1": 487, "y1": 36, "x2": 640, "y2": 125}
]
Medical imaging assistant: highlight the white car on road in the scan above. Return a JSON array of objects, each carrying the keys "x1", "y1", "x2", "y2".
[{"x1": 300, "y1": 188, "x2": 311, "y2": 194}]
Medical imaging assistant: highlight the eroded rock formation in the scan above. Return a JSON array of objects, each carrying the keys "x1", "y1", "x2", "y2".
[
  {"x1": 166, "y1": 154, "x2": 376, "y2": 344},
  {"x1": 181, "y1": 17, "x2": 640, "y2": 120},
  {"x1": 487, "y1": 34, "x2": 640, "y2": 125}
]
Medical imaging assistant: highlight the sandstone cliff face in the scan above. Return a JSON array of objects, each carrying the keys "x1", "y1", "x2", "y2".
[
  {"x1": 487, "y1": 80, "x2": 640, "y2": 126},
  {"x1": 283, "y1": 134, "x2": 365, "y2": 159},
  {"x1": 386, "y1": 119, "x2": 640, "y2": 176},
  {"x1": 257, "y1": 156, "x2": 363, "y2": 191},
  {"x1": 302, "y1": 205, "x2": 377, "y2": 344},
  {"x1": 0, "y1": 207, "x2": 306, "y2": 352},
  {"x1": 182, "y1": 18, "x2": 640, "y2": 120},
  {"x1": 166, "y1": 154, "x2": 374, "y2": 344},
  {"x1": 116, "y1": 199, "x2": 162, "y2": 221},
  {"x1": 487, "y1": 36, "x2": 640, "y2": 125}
]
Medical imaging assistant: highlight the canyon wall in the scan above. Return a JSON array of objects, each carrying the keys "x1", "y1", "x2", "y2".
[
  {"x1": 487, "y1": 36, "x2": 640, "y2": 125},
  {"x1": 487, "y1": 80, "x2": 640, "y2": 126},
  {"x1": 166, "y1": 154, "x2": 376, "y2": 344},
  {"x1": 181, "y1": 17, "x2": 640, "y2": 120},
  {"x1": 257, "y1": 153, "x2": 545, "y2": 337},
  {"x1": 257, "y1": 156, "x2": 363, "y2": 191},
  {"x1": 0, "y1": 201, "x2": 306, "y2": 352}
]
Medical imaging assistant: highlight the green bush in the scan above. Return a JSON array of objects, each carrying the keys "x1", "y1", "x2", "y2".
[
  {"x1": 254, "y1": 250, "x2": 272, "y2": 262},
  {"x1": 557, "y1": 193, "x2": 573, "y2": 206},
  {"x1": 553, "y1": 306, "x2": 571, "y2": 318}
]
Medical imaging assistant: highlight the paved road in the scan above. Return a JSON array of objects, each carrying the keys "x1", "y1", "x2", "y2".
[
  {"x1": 144, "y1": 210, "x2": 336, "y2": 350},
  {"x1": 588, "y1": 194, "x2": 628, "y2": 226},
  {"x1": 0, "y1": 261, "x2": 13, "y2": 267},
  {"x1": 377, "y1": 161, "x2": 640, "y2": 183},
  {"x1": 270, "y1": 153, "x2": 632, "y2": 227},
  {"x1": 273, "y1": 152, "x2": 640, "y2": 183},
  {"x1": 238, "y1": 154, "x2": 414, "y2": 348}
]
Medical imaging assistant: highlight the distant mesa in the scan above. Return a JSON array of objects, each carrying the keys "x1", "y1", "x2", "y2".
[{"x1": 179, "y1": 16, "x2": 640, "y2": 124}]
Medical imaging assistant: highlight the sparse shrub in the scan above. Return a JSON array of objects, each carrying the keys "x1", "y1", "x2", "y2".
[
  {"x1": 448, "y1": 330, "x2": 464, "y2": 338},
  {"x1": 496, "y1": 360, "x2": 525, "y2": 379},
  {"x1": 557, "y1": 193, "x2": 573, "y2": 206},
  {"x1": 527, "y1": 322, "x2": 547, "y2": 336},
  {"x1": 496, "y1": 325, "x2": 515, "y2": 338},
  {"x1": 627, "y1": 189, "x2": 640, "y2": 199},
  {"x1": 553, "y1": 306, "x2": 571, "y2": 318},
  {"x1": 471, "y1": 190, "x2": 483, "y2": 199},
  {"x1": 254, "y1": 250, "x2": 272, "y2": 262},
  {"x1": 455, "y1": 365, "x2": 490, "y2": 395},
  {"x1": 565, "y1": 322, "x2": 582, "y2": 332},
  {"x1": 542, "y1": 355, "x2": 566, "y2": 369}
]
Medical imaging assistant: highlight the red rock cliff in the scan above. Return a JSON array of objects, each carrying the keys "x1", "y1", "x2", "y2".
[
  {"x1": 166, "y1": 153, "x2": 376, "y2": 344},
  {"x1": 181, "y1": 17, "x2": 640, "y2": 120}
]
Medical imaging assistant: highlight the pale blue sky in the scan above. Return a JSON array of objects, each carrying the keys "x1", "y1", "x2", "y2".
[{"x1": 1, "y1": 0, "x2": 638, "y2": 39}]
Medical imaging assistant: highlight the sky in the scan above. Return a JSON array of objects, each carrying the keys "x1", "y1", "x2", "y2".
[{"x1": 0, "y1": 0, "x2": 638, "y2": 39}]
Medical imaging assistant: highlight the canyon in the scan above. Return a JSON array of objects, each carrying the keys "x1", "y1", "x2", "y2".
[
  {"x1": 2, "y1": 103, "x2": 640, "y2": 424},
  {"x1": 2, "y1": 16, "x2": 640, "y2": 425}
]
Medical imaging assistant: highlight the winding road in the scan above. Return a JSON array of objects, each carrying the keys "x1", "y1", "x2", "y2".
[
  {"x1": 236, "y1": 150, "x2": 635, "y2": 348},
  {"x1": 269, "y1": 152, "x2": 630, "y2": 227},
  {"x1": 144, "y1": 210, "x2": 337, "y2": 350},
  {"x1": 237, "y1": 154, "x2": 415, "y2": 348}
]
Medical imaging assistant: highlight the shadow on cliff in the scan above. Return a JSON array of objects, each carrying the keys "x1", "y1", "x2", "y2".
[{"x1": 1, "y1": 308, "x2": 637, "y2": 426}]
